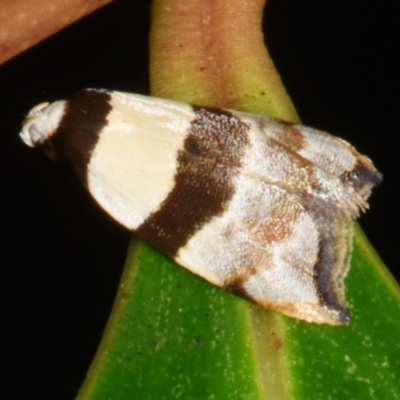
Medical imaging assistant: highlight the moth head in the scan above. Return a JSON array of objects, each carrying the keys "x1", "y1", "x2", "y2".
[{"x1": 20, "y1": 100, "x2": 67, "y2": 160}]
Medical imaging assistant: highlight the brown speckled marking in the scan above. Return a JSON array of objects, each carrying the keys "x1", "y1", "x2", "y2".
[
  {"x1": 340, "y1": 159, "x2": 382, "y2": 192},
  {"x1": 49, "y1": 89, "x2": 112, "y2": 185},
  {"x1": 257, "y1": 118, "x2": 306, "y2": 152},
  {"x1": 260, "y1": 134, "x2": 324, "y2": 199},
  {"x1": 276, "y1": 121, "x2": 307, "y2": 152},
  {"x1": 223, "y1": 185, "x2": 309, "y2": 301},
  {"x1": 225, "y1": 266, "x2": 258, "y2": 300},
  {"x1": 136, "y1": 106, "x2": 250, "y2": 257}
]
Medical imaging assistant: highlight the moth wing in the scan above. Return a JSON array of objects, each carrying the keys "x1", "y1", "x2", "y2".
[
  {"x1": 84, "y1": 95, "x2": 354, "y2": 324},
  {"x1": 86, "y1": 92, "x2": 196, "y2": 229},
  {"x1": 176, "y1": 174, "x2": 352, "y2": 325},
  {"x1": 233, "y1": 111, "x2": 381, "y2": 211}
]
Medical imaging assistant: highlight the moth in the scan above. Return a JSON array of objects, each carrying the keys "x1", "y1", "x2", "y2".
[{"x1": 20, "y1": 89, "x2": 381, "y2": 325}]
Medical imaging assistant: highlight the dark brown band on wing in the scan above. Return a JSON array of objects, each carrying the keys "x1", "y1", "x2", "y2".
[
  {"x1": 136, "y1": 106, "x2": 250, "y2": 257},
  {"x1": 49, "y1": 89, "x2": 112, "y2": 185},
  {"x1": 313, "y1": 223, "x2": 352, "y2": 324}
]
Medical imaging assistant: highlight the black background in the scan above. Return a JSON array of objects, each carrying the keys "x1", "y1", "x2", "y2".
[{"x1": 2, "y1": 1, "x2": 398, "y2": 399}]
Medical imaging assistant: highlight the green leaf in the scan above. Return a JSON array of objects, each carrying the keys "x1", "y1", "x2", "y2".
[
  {"x1": 283, "y1": 226, "x2": 400, "y2": 398},
  {"x1": 77, "y1": 227, "x2": 400, "y2": 399},
  {"x1": 78, "y1": 240, "x2": 279, "y2": 399}
]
